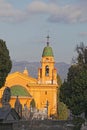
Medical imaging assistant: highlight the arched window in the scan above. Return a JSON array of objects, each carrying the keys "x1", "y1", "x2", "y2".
[{"x1": 45, "y1": 65, "x2": 49, "y2": 76}]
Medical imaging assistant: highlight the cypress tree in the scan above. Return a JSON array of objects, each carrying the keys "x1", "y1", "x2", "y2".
[{"x1": 0, "y1": 39, "x2": 12, "y2": 88}]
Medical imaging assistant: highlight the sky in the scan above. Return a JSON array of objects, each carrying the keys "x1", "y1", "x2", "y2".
[{"x1": 0, "y1": 0, "x2": 87, "y2": 64}]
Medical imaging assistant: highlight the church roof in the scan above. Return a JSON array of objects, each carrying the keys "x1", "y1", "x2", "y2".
[
  {"x1": 42, "y1": 46, "x2": 54, "y2": 57},
  {"x1": 6, "y1": 71, "x2": 37, "y2": 83},
  {"x1": 11, "y1": 85, "x2": 32, "y2": 97},
  {"x1": 42, "y1": 35, "x2": 54, "y2": 57}
]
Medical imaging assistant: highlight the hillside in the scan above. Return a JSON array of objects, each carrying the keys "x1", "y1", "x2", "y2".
[{"x1": 11, "y1": 61, "x2": 70, "y2": 82}]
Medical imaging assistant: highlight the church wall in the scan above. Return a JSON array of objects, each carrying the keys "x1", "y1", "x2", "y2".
[
  {"x1": 0, "y1": 39, "x2": 59, "y2": 118},
  {"x1": 6, "y1": 76, "x2": 28, "y2": 88},
  {"x1": 28, "y1": 85, "x2": 58, "y2": 116},
  {"x1": 0, "y1": 76, "x2": 58, "y2": 116},
  {"x1": 40, "y1": 56, "x2": 56, "y2": 84}
]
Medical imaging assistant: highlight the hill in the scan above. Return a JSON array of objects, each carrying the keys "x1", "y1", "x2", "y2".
[{"x1": 11, "y1": 61, "x2": 70, "y2": 82}]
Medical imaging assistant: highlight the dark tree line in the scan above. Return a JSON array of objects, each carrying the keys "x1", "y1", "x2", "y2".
[
  {"x1": 60, "y1": 42, "x2": 87, "y2": 117},
  {"x1": 0, "y1": 39, "x2": 12, "y2": 88}
]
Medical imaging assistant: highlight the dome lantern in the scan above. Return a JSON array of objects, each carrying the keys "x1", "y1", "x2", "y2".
[{"x1": 42, "y1": 35, "x2": 54, "y2": 57}]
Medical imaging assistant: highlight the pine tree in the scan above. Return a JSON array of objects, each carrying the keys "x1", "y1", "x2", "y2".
[{"x1": 59, "y1": 43, "x2": 87, "y2": 117}]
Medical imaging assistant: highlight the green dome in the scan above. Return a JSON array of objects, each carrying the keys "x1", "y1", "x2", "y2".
[
  {"x1": 42, "y1": 46, "x2": 54, "y2": 57},
  {"x1": 11, "y1": 85, "x2": 31, "y2": 97}
]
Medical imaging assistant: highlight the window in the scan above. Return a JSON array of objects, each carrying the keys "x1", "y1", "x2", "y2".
[
  {"x1": 45, "y1": 91, "x2": 47, "y2": 95},
  {"x1": 45, "y1": 65, "x2": 49, "y2": 76}
]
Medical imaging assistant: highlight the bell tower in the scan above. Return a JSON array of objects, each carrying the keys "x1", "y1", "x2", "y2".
[{"x1": 38, "y1": 36, "x2": 57, "y2": 84}]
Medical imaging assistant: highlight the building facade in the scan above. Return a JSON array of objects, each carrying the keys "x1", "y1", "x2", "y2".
[{"x1": 0, "y1": 36, "x2": 59, "y2": 117}]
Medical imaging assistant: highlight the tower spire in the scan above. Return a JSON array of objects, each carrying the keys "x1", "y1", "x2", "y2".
[
  {"x1": 46, "y1": 35, "x2": 50, "y2": 46},
  {"x1": 23, "y1": 67, "x2": 29, "y2": 76}
]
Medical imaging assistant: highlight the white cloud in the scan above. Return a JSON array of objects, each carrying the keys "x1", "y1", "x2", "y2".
[
  {"x1": 48, "y1": 5, "x2": 83, "y2": 23},
  {"x1": 78, "y1": 32, "x2": 87, "y2": 37},
  {"x1": 27, "y1": 1, "x2": 59, "y2": 14},
  {"x1": 0, "y1": 0, "x2": 87, "y2": 23},
  {"x1": 0, "y1": 0, "x2": 26, "y2": 22},
  {"x1": 27, "y1": 1, "x2": 47, "y2": 14},
  {"x1": 26, "y1": 1, "x2": 87, "y2": 24}
]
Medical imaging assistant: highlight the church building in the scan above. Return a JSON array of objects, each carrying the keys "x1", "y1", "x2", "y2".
[{"x1": 0, "y1": 36, "x2": 59, "y2": 117}]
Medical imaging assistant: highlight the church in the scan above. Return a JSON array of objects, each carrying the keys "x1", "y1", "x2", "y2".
[{"x1": 0, "y1": 36, "x2": 59, "y2": 117}]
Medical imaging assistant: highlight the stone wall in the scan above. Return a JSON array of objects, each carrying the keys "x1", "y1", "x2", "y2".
[
  {"x1": 1, "y1": 119, "x2": 87, "y2": 130},
  {"x1": 0, "y1": 122, "x2": 13, "y2": 130},
  {"x1": 81, "y1": 121, "x2": 87, "y2": 130},
  {"x1": 0, "y1": 120, "x2": 74, "y2": 130}
]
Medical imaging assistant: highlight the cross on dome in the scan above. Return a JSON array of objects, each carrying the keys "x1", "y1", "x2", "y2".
[{"x1": 46, "y1": 35, "x2": 50, "y2": 46}]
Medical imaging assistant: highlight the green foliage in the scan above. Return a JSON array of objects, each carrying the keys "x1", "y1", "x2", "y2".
[
  {"x1": 72, "y1": 117, "x2": 85, "y2": 130},
  {"x1": 75, "y1": 42, "x2": 87, "y2": 65},
  {"x1": 59, "y1": 43, "x2": 87, "y2": 117},
  {"x1": 57, "y1": 73, "x2": 62, "y2": 118},
  {"x1": 58, "y1": 102, "x2": 68, "y2": 120},
  {"x1": 57, "y1": 74, "x2": 69, "y2": 120},
  {"x1": 57, "y1": 73, "x2": 62, "y2": 87},
  {"x1": 0, "y1": 39, "x2": 12, "y2": 88},
  {"x1": 60, "y1": 65, "x2": 87, "y2": 116}
]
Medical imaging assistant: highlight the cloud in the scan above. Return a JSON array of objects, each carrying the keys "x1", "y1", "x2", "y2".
[
  {"x1": 27, "y1": 1, "x2": 59, "y2": 14},
  {"x1": 0, "y1": 0, "x2": 26, "y2": 22},
  {"x1": 0, "y1": 0, "x2": 87, "y2": 24},
  {"x1": 26, "y1": 1, "x2": 87, "y2": 24},
  {"x1": 48, "y1": 5, "x2": 82, "y2": 23},
  {"x1": 78, "y1": 32, "x2": 87, "y2": 37}
]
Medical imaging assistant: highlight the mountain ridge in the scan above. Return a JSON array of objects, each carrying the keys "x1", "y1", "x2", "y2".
[{"x1": 11, "y1": 61, "x2": 70, "y2": 82}]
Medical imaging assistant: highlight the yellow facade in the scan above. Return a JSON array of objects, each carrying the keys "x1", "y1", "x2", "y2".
[{"x1": 0, "y1": 38, "x2": 59, "y2": 117}]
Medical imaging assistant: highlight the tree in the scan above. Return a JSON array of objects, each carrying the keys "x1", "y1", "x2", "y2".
[
  {"x1": 59, "y1": 43, "x2": 87, "y2": 117},
  {"x1": 0, "y1": 39, "x2": 12, "y2": 88},
  {"x1": 57, "y1": 73, "x2": 62, "y2": 87},
  {"x1": 57, "y1": 73, "x2": 68, "y2": 120},
  {"x1": 58, "y1": 102, "x2": 68, "y2": 120},
  {"x1": 74, "y1": 42, "x2": 87, "y2": 65},
  {"x1": 30, "y1": 99, "x2": 36, "y2": 108}
]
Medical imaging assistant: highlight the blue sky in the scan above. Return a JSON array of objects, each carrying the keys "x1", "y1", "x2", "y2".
[{"x1": 0, "y1": 0, "x2": 87, "y2": 64}]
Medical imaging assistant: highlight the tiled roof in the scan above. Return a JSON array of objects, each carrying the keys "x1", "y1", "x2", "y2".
[
  {"x1": 11, "y1": 85, "x2": 32, "y2": 97},
  {"x1": 42, "y1": 46, "x2": 54, "y2": 57}
]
